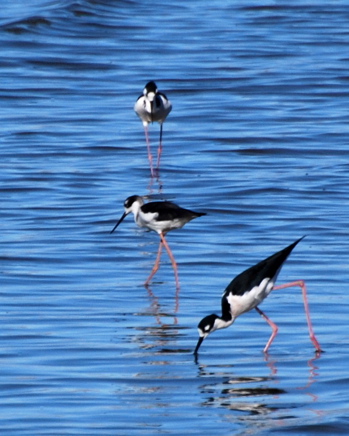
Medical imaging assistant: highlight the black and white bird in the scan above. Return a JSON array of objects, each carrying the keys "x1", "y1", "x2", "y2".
[
  {"x1": 194, "y1": 237, "x2": 322, "y2": 355},
  {"x1": 111, "y1": 195, "x2": 205, "y2": 289},
  {"x1": 134, "y1": 81, "x2": 172, "y2": 177}
]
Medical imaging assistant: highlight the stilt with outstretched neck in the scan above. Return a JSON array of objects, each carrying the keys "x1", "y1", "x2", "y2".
[{"x1": 194, "y1": 237, "x2": 322, "y2": 355}]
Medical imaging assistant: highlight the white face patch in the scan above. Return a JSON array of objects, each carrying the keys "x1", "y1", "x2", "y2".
[{"x1": 197, "y1": 324, "x2": 212, "y2": 338}]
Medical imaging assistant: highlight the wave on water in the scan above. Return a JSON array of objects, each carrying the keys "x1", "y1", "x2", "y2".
[{"x1": 0, "y1": 0, "x2": 132, "y2": 34}]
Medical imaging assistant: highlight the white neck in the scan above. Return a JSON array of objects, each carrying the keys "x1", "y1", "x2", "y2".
[
  {"x1": 129, "y1": 201, "x2": 143, "y2": 223},
  {"x1": 213, "y1": 317, "x2": 234, "y2": 332}
]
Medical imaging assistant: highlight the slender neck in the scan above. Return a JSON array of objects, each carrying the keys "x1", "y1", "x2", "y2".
[
  {"x1": 131, "y1": 203, "x2": 142, "y2": 223},
  {"x1": 214, "y1": 315, "x2": 234, "y2": 331}
]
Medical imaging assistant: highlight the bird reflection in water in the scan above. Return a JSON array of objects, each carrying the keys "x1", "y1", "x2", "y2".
[
  {"x1": 130, "y1": 283, "x2": 184, "y2": 356},
  {"x1": 195, "y1": 352, "x2": 324, "y2": 421}
]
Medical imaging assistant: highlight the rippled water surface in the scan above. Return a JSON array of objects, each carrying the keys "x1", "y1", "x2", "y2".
[{"x1": 2, "y1": 1, "x2": 349, "y2": 434}]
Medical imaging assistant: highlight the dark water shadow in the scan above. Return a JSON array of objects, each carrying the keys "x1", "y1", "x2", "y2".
[
  {"x1": 126, "y1": 282, "x2": 183, "y2": 356},
  {"x1": 193, "y1": 352, "x2": 324, "y2": 417}
]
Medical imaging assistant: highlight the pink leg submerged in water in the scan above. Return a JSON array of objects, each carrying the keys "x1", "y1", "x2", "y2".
[
  {"x1": 144, "y1": 232, "x2": 180, "y2": 291},
  {"x1": 255, "y1": 280, "x2": 322, "y2": 353}
]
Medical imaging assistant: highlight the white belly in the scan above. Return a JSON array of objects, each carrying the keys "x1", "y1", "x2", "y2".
[
  {"x1": 136, "y1": 212, "x2": 184, "y2": 234},
  {"x1": 227, "y1": 277, "x2": 275, "y2": 318}
]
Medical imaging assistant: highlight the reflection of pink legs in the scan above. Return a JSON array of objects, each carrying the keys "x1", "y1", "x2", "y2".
[
  {"x1": 144, "y1": 126, "x2": 155, "y2": 178},
  {"x1": 256, "y1": 280, "x2": 322, "y2": 353}
]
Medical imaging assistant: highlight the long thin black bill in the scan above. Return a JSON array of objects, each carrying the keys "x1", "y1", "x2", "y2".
[
  {"x1": 110, "y1": 212, "x2": 127, "y2": 234},
  {"x1": 194, "y1": 336, "x2": 204, "y2": 355}
]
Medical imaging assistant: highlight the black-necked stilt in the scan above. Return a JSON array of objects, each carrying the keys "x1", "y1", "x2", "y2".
[
  {"x1": 111, "y1": 195, "x2": 205, "y2": 289},
  {"x1": 134, "y1": 81, "x2": 172, "y2": 177},
  {"x1": 194, "y1": 237, "x2": 322, "y2": 355}
]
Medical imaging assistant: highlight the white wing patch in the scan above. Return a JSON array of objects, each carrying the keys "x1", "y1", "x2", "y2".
[
  {"x1": 138, "y1": 211, "x2": 159, "y2": 226},
  {"x1": 227, "y1": 277, "x2": 275, "y2": 318},
  {"x1": 139, "y1": 214, "x2": 184, "y2": 233}
]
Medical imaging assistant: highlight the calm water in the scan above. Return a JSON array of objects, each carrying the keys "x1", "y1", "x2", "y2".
[{"x1": 1, "y1": 0, "x2": 349, "y2": 434}]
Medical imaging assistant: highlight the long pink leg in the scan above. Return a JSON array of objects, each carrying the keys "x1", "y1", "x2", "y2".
[
  {"x1": 159, "y1": 232, "x2": 180, "y2": 290},
  {"x1": 144, "y1": 125, "x2": 155, "y2": 178},
  {"x1": 156, "y1": 124, "x2": 163, "y2": 171},
  {"x1": 273, "y1": 280, "x2": 322, "y2": 353},
  {"x1": 255, "y1": 306, "x2": 279, "y2": 353},
  {"x1": 145, "y1": 240, "x2": 163, "y2": 286}
]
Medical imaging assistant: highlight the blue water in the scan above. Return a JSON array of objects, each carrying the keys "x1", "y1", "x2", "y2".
[{"x1": 1, "y1": 1, "x2": 349, "y2": 434}]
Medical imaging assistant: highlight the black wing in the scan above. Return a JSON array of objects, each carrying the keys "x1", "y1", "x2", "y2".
[
  {"x1": 142, "y1": 201, "x2": 205, "y2": 222},
  {"x1": 224, "y1": 237, "x2": 304, "y2": 297},
  {"x1": 158, "y1": 91, "x2": 169, "y2": 101}
]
